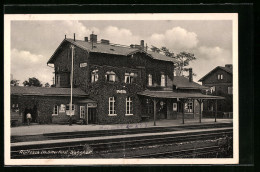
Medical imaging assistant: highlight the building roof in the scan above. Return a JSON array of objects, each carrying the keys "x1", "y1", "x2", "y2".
[
  {"x1": 173, "y1": 76, "x2": 208, "y2": 89},
  {"x1": 199, "y1": 66, "x2": 233, "y2": 82},
  {"x1": 11, "y1": 86, "x2": 88, "y2": 97},
  {"x1": 47, "y1": 38, "x2": 178, "y2": 64},
  {"x1": 138, "y1": 90, "x2": 224, "y2": 99}
]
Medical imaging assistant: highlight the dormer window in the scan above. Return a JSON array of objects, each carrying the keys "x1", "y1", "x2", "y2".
[
  {"x1": 105, "y1": 71, "x2": 116, "y2": 82},
  {"x1": 91, "y1": 69, "x2": 99, "y2": 83},
  {"x1": 218, "y1": 74, "x2": 223, "y2": 80},
  {"x1": 125, "y1": 72, "x2": 136, "y2": 84},
  {"x1": 148, "y1": 74, "x2": 152, "y2": 86},
  {"x1": 161, "y1": 74, "x2": 166, "y2": 87}
]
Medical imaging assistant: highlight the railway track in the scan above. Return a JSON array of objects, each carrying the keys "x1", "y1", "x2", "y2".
[
  {"x1": 128, "y1": 146, "x2": 222, "y2": 158},
  {"x1": 11, "y1": 123, "x2": 232, "y2": 143},
  {"x1": 11, "y1": 128, "x2": 232, "y2": 158}
]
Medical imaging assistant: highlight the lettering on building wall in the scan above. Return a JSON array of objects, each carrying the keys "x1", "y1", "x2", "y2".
[{"x1": 80, "y1": 63, "x2": 88, "y2": 68}]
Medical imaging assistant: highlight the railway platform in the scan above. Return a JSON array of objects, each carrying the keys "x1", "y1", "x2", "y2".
[
  {"x1": 11, "y1": 118, "x2": 233, "y2": 136},
  {"x1": 10, "y1": 118, "x2": 233, "y2": 158}
]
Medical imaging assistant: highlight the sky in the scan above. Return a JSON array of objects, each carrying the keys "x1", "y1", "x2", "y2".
[{"x1": 10, "y1": 20, "x2": 233, "y2": 85}]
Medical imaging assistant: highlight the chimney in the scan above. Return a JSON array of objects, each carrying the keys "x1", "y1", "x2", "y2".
[
  {"x1": 84, "y1": 37, "x2": 88, "y2": 42},
  {"x1": 101, "y1": 39, "x2": 110, "y2": 44},
  {"x1": 65, "y1": 35, "x2": 66, "y2": 39},
  {"x1": 74, "y1": 33, "x2": 75, "y2": 41},
  {"x1": 225, "y1": 64, "x2": 233, "y2": 69},
  {"x1": 90, "y1": 34, "x2": 97, "y2": 43},
  {"x1": 140, "y1": 40, "x2": 144, "y2": 49},
  {"x1": 189, "y1": 68, "x2": 193, "y2": 82}
]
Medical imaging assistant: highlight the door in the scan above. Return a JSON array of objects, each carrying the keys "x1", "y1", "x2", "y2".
[{"x1": 88, "y1": 108, "x2": 97, "y2": 124}]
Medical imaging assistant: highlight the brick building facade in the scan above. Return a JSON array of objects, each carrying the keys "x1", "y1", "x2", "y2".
[
  {"x1": 199, "y1": 64, "x2": 233, "y2": 117},
  {"x1": 47, "y1": 35, "x2": 177, "y2": 124},
  {"x1": 11, "y1": 86, "x2": 88, "y2": 126},
  {"x1": 11, "y1": 34, "x2": 224, "y2": 125}
]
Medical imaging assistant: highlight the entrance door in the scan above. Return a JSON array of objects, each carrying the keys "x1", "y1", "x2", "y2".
[
  {"x1": 31, "y1": 105, "x2": 38, "y2": 123},
  {"x1": 158, "y1": 100, "x2": 167, "y2": 119},
  {"x1": 88, "y1": 108, "x2": 97, "y2": 124},
  {"x1": 24, "y1": 105, "x2": 38, "y2": 124}
]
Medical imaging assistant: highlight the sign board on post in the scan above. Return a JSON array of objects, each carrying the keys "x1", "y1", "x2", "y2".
[
  {"x1": 66, "y1": 110, "x2": 75, "y2": 116},
  {"x1": 59, "y1": 104, "x2": 66, "y2": 113},
  {"x1": 173, "y1": 103, "x2": 177, "y2": 111},
  {"x1": 66, "y1": 104, "x2": 75, "y2": 115}
]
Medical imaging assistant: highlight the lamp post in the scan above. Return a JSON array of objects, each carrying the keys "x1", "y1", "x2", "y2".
[{"x1": 69, "y1": 45, "x2": 75, "y2": 126}]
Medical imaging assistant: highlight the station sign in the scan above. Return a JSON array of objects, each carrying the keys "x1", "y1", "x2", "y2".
[
  {"x1": 116, "y1": 90, "x2": 126, "y2": 94},
  {"x1": 88, "y1": 103, "x2": 97, "y2": 108}
]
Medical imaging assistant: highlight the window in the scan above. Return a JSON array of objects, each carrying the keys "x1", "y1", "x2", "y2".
[
  {"x1": 161, "y1": 74, "x2": 166, "y2": 87},
  {"x1": 91, "y1": 69, "x2": 99, "y2": 83},
  {"x1": 53, "y1": 105, "x2": 59, "y2": 115},
  {"x1": 228, "y1": 86, "x2": 233, "y2": 94},
  {"x1": 126, "y1": 97, "x2": 133, "y2": 115},
  {"x1": 148, "y1": 74, "x2": 152, "y2": 86},
  {"x1": 56, "y1": 75, "x2": 60, "y2": 85},
  {"x1": 11, "y1": 103, "x2": 19, "y2": 112},
  {"x1": 146, "y1": 99, "x2": 153, "y2": 114},
  {"x1": 125, "y1": 72, "x2": 136, "y2": 84},
  {"x1": 218, "y1": 74, "x2": 223, "y2": 80},
  {"x1": 105, "y1": 71, "x2": 116, "y2": 82},
  {"x1": 80, "y1": 106, "x2": 85, "y2": 118},
  {"x1": 210, "y1": 86, "x2": 216, "y2": 93},
  {"x1": 109, "y1": 97, "x2": 116, "y2": 116},
  {"x1": 66, "y1": 104, "x2": 75, "y2": 111},
  {"x1": 185, "y1": 102, "x2": 193, "y2": 113}
]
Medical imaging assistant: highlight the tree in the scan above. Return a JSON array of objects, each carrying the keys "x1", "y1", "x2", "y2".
[
  {"x1": 10, "y1": 79, "x2": 19, "y2": 86},
  {"x1": 175, "y1": 51, "x2": 196, "y2": 77},
  {"x1": 150, "y1": 45, "x2": 196, "y2": 77},
  {"x1": 23, "y1": 77, "x2": 42, "y2": 87},
  {"x1": 150, "y1": 45, "x2": 161, "y2": 53},
  {"x1": 45, "y1": 82, "x2": 50, "y2": 87}
]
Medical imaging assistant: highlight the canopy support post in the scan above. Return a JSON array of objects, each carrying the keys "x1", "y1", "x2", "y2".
[
  {"x1": 193, "y1": 99, "x2": 195, "y2": 119},
  {"x1": 215, "y1": 99, "x2": 218, "y2": 122},
  {"x1": 182, "y1": 101, "x2": 185, "y2": 124},
  {"x1": 197, "y1": 99, "x2": 202, "y2": 123},
  {"x1": 152, "y1": 98, "x2": 158, "y2": 126},
  {"x1": 180, "y1": 99, "x2": 187, "y2": 124}
]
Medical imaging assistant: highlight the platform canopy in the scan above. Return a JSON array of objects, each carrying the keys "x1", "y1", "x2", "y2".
[{"x1": 137, "y1": 90, "x2": 224, "y2": 99}]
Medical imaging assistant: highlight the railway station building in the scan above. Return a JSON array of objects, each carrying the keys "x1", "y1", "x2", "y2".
[{"x1": 11, "y1": 34, "x2": 223, "y2": 126}]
